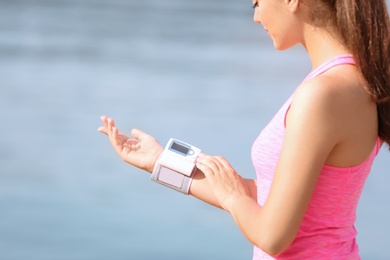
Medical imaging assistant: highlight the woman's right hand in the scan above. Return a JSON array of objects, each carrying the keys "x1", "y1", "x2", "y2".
[{"x1": 98, "y1": 116, "x2": 163, "y2": 173}]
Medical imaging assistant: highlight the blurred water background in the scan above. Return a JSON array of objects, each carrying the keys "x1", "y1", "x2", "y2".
[{"x1": 1, "y1": 0, "x2": 390, "y2": 259}]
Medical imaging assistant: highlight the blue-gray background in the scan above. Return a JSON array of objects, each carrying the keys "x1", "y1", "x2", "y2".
[{"x1": 1, "y1": 0, "x2": 389, "y2": 259}]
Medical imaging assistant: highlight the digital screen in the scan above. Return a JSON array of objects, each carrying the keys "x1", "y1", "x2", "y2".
[{"x1": 171, "y1": 142, "x2": 190, "y2": 155}]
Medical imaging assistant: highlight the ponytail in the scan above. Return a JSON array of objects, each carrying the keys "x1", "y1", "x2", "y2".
[{"x1": 334, "y1": 0, "x2": 390, "y2": 148}]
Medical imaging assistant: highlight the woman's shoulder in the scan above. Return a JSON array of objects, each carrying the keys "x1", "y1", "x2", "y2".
[
  {"x1": 289, "y1": 65, "x2": 378, "y2": 166},
  {"x1": 293, "y1": 65, "x2": 369, "y2": 113}
]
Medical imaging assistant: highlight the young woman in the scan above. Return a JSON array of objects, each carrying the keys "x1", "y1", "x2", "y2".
[{"x1": 98, "y1": 0, "x2": 390, "y2": 258}]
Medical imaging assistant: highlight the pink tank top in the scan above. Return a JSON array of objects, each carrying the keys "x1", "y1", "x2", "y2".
[{"x1": 251, "y1": 54, "x2": 380, "y2": 259}]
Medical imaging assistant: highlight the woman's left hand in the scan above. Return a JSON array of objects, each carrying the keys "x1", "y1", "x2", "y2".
[
  {"x1": 196, "y1": 154, "x2": 250, "y2": 212},
  {"x1": 98, "y1": 116, "x2": 163, "y2": 173}
]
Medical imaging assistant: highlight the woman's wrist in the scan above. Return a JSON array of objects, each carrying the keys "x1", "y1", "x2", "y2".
[{"x1": 147, "y1": 148, "x2": 163, "y2": 173}]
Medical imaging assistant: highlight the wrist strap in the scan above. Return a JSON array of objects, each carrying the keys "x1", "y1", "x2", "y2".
[
  {"x1": 151, "y1": 138, "x2": 200, "y2": 195},
  {"x1": 151, "y1": 162, "x2": 196, "y2": 194}
]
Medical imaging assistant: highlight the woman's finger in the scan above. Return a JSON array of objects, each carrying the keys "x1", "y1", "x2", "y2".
[
  {"x1": 131, "y1": 128, "x2": 148, "y2": 141},
  {"x1": 107, "y1": 120, "x2": 117, "y2": 146},
  {"x1": 204, "y1": 156, "x2": 225, "y2": 173},
  {"x1": 213, "y1": 156, "x2": 232, "y2": 172},
  {"x1": 196, "y1": 156, "x2": 223, "y2": 180},
  {"x1": 97, "y1": 126, "x2": 108, "y2": 135},
  {"x1": 196, "y1": 160, "x2": 215, "y2": 180},
  {"x1": 111, "y1": 127, "x2": 124, "y2": 156},
  {"x1": 101, "y1": 115, "x2": 109, "y2": 130},
  {"x1": 107, "y1": 118, "x2": 114, "y2": 135}
]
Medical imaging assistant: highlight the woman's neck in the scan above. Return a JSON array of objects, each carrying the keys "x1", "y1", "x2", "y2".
[{"x1": 302, "y1": 26, "x2": 350, "y2": 70}]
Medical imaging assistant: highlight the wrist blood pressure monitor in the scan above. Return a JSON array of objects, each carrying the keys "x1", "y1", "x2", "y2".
[{"x1": 151, "y1": 138, "x2": 201, "y2": 194}]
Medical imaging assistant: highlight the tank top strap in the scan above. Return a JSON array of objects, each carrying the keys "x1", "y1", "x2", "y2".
[
  {"x1": 304, "y1": 54, "x2": 355, "y2": 82},
  {"x1": 374, "y1": 137, "x2": 382, "y2": 156}
]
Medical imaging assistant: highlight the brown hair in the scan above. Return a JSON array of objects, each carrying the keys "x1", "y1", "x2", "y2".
[{"x1": 312, "y1": 0, "x2": 390, "y2": 148}]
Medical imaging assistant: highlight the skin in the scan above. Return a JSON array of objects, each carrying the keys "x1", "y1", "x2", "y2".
[{"x1": 98, "y1": 0, "x2": 380, "y2": 256}]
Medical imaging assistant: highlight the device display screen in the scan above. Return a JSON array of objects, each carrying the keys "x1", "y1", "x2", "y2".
[{"x1": 171, "y1": 142, "x2": 190, "y2": 155}]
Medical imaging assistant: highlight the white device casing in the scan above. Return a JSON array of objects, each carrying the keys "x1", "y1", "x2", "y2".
[
  {"x1": 158, "y1": 152, "x2": 195, "y2": 177},
  {"x1": 151, "y1": 138, "x2": 201, "y2": 194}
]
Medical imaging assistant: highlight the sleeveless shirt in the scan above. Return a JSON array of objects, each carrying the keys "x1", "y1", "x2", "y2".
[{"x1": 251, "y1": 54, "x2": 380, "y2": 259}]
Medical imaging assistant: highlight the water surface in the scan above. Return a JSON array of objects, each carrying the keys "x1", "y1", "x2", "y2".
[{"x1": 1, "y1": 0, "x2": 389, "y2": 259}]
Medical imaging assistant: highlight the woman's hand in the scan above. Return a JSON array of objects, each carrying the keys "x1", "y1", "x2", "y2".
[
  {"x1": 196, "y1": 154, "x2": 250, "y2": 212},
  {"x1": 98, "y1": 116, "x2": 163, "y2": 173}
]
